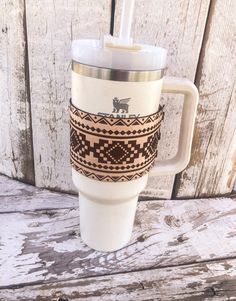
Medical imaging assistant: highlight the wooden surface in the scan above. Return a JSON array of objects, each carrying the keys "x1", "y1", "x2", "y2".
[
  {"x1": 0, "y1": 175, "x2": 78, "y2": 213},
  {"x1": 2, "y1": 260, "x2": 236, "y2": 300},
  {"x1": 114, "y1": 0, "x2": 210, "y2": 199},
  {"x1": 1, "y1": 176, "x2": 236, "y2": 300},
  {"x1": 25, "y1": 0, "x2": 111, "y2": 192},
  {"x1": 1, "y1": 0, "x2": 236, "y2": 199},
  {"x1": 0, "y1": 0, "x2": 34, "y2": 184},
  {"x1": 175, "y1": 0, "x2": 236, "y2": 198}
]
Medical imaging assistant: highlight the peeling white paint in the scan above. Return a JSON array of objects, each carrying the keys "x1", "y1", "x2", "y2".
[{"x1": 1, "y1": 192, "x2": 236, "y2": 287}]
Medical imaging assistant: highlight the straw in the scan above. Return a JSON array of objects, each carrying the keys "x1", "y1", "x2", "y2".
[{"x1": 119, "y1": 0, "x2": 135, "y2": 44}]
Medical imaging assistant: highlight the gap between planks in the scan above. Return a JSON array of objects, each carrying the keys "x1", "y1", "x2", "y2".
[
  {"x1": 1, "y1": 258, "x2": 236, "y2": 300},
  {"x1": 1, "y1": 175, "x2": 234, "y2": 213},
  {"x1": 2, "y1": 254, "x2": 236, "y2": 290}
]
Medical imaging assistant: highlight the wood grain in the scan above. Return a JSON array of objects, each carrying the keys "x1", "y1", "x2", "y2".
[
  {"x1": 175, "y1": 0, "x2": 236, "y2": 198},
  {"x1": 2, "y1": 258, "x2": 236, "y2": 300},
  {"x1": 1, "y1": 181, "x2": 236, "y2": 287},
  {"x1": 0, "y1": 175, "x2": 78, "y2": 213},
  {"x1": 0, "y1": 0, "x2": 34, "y2": 183},
  {"x1": 114, "y1": 0, "x2": 210, "y2": 199},
  {"x1": 25, "y1": 0, "x2": 111, "y2": 192}
]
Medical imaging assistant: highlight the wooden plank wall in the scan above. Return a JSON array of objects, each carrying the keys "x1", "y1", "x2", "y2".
[
  {"x1": 114, "y1": 0, "x2": 210, "y2": 199},
  {"x1": 0, "y1": 0, "x2": 34, "y2": 184},
  {"x1": 174, "y1": 0, "x2": 236, "y2": 198},
  {"x1": 25, "y1": 0, "x2": 111, "y2": 192},
  {"x1": 0, "y1": 0, "x2": 236, "y2": 198}
]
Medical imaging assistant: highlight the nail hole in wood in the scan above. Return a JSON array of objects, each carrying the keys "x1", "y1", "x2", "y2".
[
  {"x1": 205, "y1": 286, "x2": 216, "y2": 296},
  {"x1": 69, "y1": 230, "x2": 76, "y2": 236},
  {"x1": 58, "y1": 297, "x2": 69, "y2": 301},
  {"x1": 43, "y1": 210, "x2": 56, "y2": 217},
  {"x1": 137, "y1": 235, "x2": 145, "y2": 242},
  {"x1": 2, "y1": 26, "x2": 8, "y2": 33}
]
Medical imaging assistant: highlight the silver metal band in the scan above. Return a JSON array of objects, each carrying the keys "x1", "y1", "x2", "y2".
[{"x1": 72, "y1": 60, "x2": 165, "y2": 82}]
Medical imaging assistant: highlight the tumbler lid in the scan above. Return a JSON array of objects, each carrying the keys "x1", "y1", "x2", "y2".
[{"x1": 72, "y1": 37, "x2": 167, "y2": 71}]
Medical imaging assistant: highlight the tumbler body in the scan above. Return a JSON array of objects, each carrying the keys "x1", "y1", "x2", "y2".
[{"x1": 71, "y1": 39, "x2": 167, "y2": 251}]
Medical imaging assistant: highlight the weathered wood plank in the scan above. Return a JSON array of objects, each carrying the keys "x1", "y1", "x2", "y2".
[
  {"x1": 1, "y1": 194, "x2": 236, "y2": 287},
  {"x1": 0, "y1": 0, "x2": 34, "y2": 183},
  {"x1": 25, "y1": 0, "x2": 111, "y2": 192},
  {"x1": 0, "y1": 175, "x2": 78, "y2": 213},
  {"x1": 175, "y1": 0, "x2": 236, "y2": 198},
  {"x1": 113, "y1": 0, "x2": 210, "y2": 199},
  {"x1": 0, "y1": 175, "x2": 40, "y2": 197},
  {"x1": 2, "y1": 258, "x2": 236, "y2": 300}
]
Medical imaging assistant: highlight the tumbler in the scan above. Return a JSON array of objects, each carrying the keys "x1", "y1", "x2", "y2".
[{"x1": 70, "y1": 35, "x2": 198, "y2": 251}]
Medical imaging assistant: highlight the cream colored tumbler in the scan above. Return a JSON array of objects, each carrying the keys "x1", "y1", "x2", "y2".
[{"x1": 70, "y1": 35, "x2": 198, "y2": 252}]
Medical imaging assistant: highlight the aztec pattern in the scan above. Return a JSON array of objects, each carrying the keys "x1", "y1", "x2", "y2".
[{"x1": 70, "y1": 102, "x2": 164, "y2": 182}]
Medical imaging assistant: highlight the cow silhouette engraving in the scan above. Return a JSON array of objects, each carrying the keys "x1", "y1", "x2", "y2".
[{"x1": 112, "y1": 97, "x2": 131, "y2": 113}]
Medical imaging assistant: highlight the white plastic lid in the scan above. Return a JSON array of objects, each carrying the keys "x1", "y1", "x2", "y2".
[{"x1": 72, "y1": 37, "x2": 167, "y2": 71}]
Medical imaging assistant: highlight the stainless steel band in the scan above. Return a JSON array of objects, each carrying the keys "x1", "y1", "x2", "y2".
[{"x1": 72, "y1": 60, "x2": 165, "y2": 82}]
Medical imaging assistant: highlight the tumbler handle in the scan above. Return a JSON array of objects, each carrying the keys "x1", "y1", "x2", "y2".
[{"x1": 149, "y1": 76, "x2": 199, "y2": 176}]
